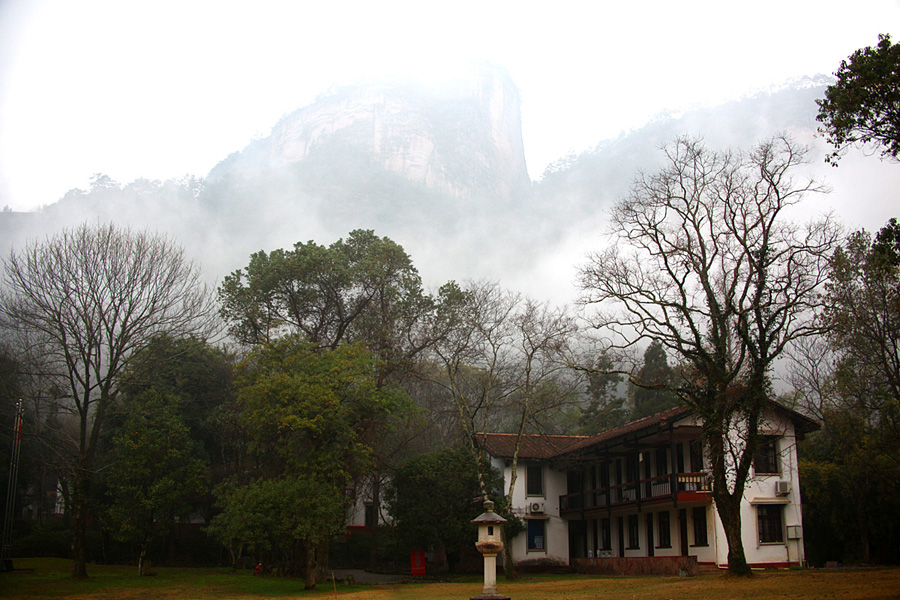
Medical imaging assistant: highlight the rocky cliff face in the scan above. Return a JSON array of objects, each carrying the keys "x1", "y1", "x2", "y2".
[{"x1": 213, "y1": 65, "x2": 530, "y2": 201}]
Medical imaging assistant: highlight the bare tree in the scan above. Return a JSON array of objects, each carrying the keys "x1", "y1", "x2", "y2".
[
  {"x1": 785, "y1": 336, "x2": 841, "y2": 422},
  {"x1": 0, "y1": 222, "x2": 217, "y2": 579},
  {"x1": 578, "y1": 136, "x2": 839, "y2": 575},
  {"x1": 427, "y1": 280, "x2": 582, "y2": 578}
]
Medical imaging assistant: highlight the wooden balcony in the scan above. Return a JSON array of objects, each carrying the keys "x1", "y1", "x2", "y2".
[{"x1": 560, "y1": 472, "x2": 711, "y2": 515}]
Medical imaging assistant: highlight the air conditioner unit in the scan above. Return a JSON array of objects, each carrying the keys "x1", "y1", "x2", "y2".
[
  {"x1": 775, "y1": 480, "x2": 791, "y2": 496},
  {"x1": 786, "y1": 525, "x2": 803, "y2": 539},
  {"x1": 529, "y1": 500, "x2": 545, "y2": 514}
]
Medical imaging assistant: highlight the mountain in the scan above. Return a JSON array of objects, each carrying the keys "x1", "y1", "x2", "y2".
[
  {"x1": 2, "y1": 72, "x2": 897, "y2": 305},
  {"x1": 209, "y1": 64, "x2": 529, "y2": 202}
]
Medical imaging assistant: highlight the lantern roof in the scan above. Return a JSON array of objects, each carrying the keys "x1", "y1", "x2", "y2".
[{"x1": 472, "y1": 500, "x2": 507, "y2": 525}]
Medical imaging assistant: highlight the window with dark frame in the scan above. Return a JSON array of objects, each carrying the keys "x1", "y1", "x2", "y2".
[
  {"x1": 757, "y1": 504, "x2": 784, "y2": 543},
  {"x1": 692, "y1": 506, "x2": 708, "y2": 546},
  {"x1": 599, "y1": 462, "x2": 609, "y2": 490},
  {"x1": 657, "y1": 511, "x2": 671, "y2": 547},
  {"x1": 527, "y1": 518, "x2": 546, "y2": 550},
  {"x1": 526, "y1": 464, "x2": 544, "y2": 496},
  {"x1": 689, "y1": 438, "x2": 704, "y2": 472},
  {"x1": 626, "y1": 454, "x2": 639, "y2": 483},
  {"x1": 601, "y1": 518, "x2": 611, "y2": 550},
  {"x1": 655, "y1": 447, "x2": 668, "y2": 475},
  {"x1": 753, "y1": 436, "x2": 780, "y2": 474},
  {"x1": 628, "y1": 514, "x2": 640, "y2": 549}
]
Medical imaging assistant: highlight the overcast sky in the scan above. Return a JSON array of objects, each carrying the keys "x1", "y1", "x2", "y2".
[{"x1": 0, "y1": 0, "x2": 898, "y2": 212}]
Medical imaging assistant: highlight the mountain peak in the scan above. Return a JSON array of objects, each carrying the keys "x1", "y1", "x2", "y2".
[{"x1": 210, "y1": 64, "x2": 530, "y2": 201}]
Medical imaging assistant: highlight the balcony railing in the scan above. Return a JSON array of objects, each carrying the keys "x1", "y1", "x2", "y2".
[{"x1": 560, "y1": 471, "x2": 710, "y2": 514}]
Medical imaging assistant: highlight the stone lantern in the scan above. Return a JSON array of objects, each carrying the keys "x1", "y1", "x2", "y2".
[{"x1": 471, "y1": 500, "x2": 510, "y2": 600}]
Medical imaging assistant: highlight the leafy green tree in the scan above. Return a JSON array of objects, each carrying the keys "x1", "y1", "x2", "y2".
[
  {"x1": 799, "y1": 403, "x2": 900, "y2": 565},
  {"x1": 824, "y1": 219, "x2": 900, "y2": 406},
  {"x1": 219, "y1": 231, "x2": 455, "y2": 579},
  {"x1": 235, "y1": 337, "x2": 405, "y2": 480},
  {"x1": 116, "y1": 335, "x2": 239, "y2": 496},
  {"x1": 216, "y1": 337, "x2": 406, "y2": 585},
  {"x1": 219, "y1": 230, "x2": 434, "y2": 371},
  {"x1": 817, "y1": 34, "x2": 900, "y2": 164},
  {"x1": 578, "y1": 136, "x2": 839, "y2": 575},
  {"x1": 104, "y1": 391, "x2": 207, "y2": 575},
  {"x1": 207, "y1": 476, "x2": 345, "y2": 588},
  {"x1": 629, "y1": 340, "x2": 679, "y2": 420},
  {"x1": 0, "y1": 222, "x2": 216, "y2": 579},
  {"x1": 385, "y1": 446, "x2": 505, "y2": 573}
]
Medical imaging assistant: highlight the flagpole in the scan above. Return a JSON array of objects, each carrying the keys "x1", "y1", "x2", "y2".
[{"x1": 1, "y1": 399, "x2": 24, "y2": 571}]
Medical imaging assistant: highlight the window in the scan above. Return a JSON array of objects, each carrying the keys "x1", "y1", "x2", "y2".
[
  {"x1": 526, "y1": 465, "x2": 544, "y2": 496},
  {"x1": 600, "y1": 518, "x2": 611, "y2": 550},
  {"x1": 657, "y1": 511, "x2": 671, "y2": 547},
  {"x1": 757, "y1": 504, "x2": 784, "y2": 544},
  {"x1": 527, "y1": 519, "x2": 546, "y2": 551},
  {"x1": 689, "y1": 439, "x2": 704, "y2": 472},
  {"x1": 628, "y1": 514, "x2": 640, "y2": 549},
  {"x1": 655, "y1": 447, "x2": 669, "y2": 475},
  {"x1": 626, "y1": 454, "x2": 639, "y2": 483},
  {"x1": 692, "y1": 506, "x2": 708, "y2": 546},
  {"x1": 364, "y1": 502, "x2": 377, "y2": 528},
  {"x1": 753, "y1": 436, "x2": 780, "y2": 475}
]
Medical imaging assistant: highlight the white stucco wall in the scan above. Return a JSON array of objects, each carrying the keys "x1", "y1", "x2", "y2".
[
  {"x1": 711, "y1": 410, "x2": 807, "y2": 568},
  {"x1": 498, "y1": 459, "x2": 570, "y2": 564},
  {"x1": 487, "y1": 406, "x2": 810, "y2": 569}
]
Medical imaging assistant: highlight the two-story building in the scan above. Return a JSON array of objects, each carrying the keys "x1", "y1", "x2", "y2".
[{"x1": 480, "y1": 401, "x2": 818, "y2": 573}]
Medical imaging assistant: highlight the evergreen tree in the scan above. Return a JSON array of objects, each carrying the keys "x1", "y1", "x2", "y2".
[{"x1": 629, "y1": 340, "x2": 679, "y2": 420}]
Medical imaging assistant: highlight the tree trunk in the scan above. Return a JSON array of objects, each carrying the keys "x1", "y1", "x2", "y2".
[
  {"x1": 368, "y1": 477, "x2": 381, "y2": 570},
  {"x1": 315, "y1": 537, "x2": 330, "y2": 584},
  {"x1": 715, "y1": 491, "x2": 751, "y2": 576},
  {"x1": 304, "y1": 541, "x2": 317, "y2": 590},
  {"x1": 857, "y1": 495, "x2": 870, "y2": 563},
  {"x1": 70, "y1": 472, "x2": 89, "y2": 579},
  {"x1": 501, "y1": 524, "x2": 518, "y2": 580},
  {"x1": 138, "y1": 544, "x2": 147, "y2": 576}
]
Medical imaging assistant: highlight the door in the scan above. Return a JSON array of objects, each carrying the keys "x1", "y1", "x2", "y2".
[
  {"x1": 646, "y1": 513, "x2": 655, "y2": 557},
  {"x1": 679, "y1": 509, "x2": 689, "y2": 556},
  {"x1": 617, "y1": 517, "x2": 625, "y2": 556}
]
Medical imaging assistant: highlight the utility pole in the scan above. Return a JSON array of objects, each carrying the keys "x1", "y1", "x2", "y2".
[{"x1": 1, "y1": 399, "x2": 24, "y2": 572}]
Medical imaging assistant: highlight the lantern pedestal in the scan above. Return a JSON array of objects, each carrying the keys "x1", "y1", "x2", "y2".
[{"x1": 471, "y1": 501, "x2": 511, "y2": 600}]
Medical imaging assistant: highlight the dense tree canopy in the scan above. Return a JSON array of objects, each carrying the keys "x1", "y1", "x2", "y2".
[
  {"x1": 105, "y1": 390, "x2": 207, "y2": 575},
  {"x1": 116, "y1": 334, "x2": 238, "y2": 483},
  {"x1": 209, "y1": 336, "x2": 408, "y2": 586},
  {"x1": 386, "y1": 447, "x2": 503, "y2": 572},
  {"x1": 207, "y1": 475, "x2": 345, "y2": 586},
  {"x1": 817, "y1": 34, "x2": 900, "y2": 164},
  {"x1": 234, "y1": 337, "x2": 406, "y2": 481}
]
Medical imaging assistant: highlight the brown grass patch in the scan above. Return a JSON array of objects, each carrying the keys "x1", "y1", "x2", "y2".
[{"x1": 2, "y1": 559, "x2": 899, "y2": 600}]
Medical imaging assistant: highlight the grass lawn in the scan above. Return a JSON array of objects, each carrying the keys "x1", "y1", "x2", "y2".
[{"x1": 2, "y1": 558, "x2": 900, "y2": 600}]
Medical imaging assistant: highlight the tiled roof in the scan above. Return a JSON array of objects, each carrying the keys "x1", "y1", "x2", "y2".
[
  {"x1": 478, "y1": 432, "x2": 587, "y2": 460},
  {"x1": 478, "y1": 400, "x2": 820, "y2": 462},
  {"x1": 557, "y1": 405, "x2": 693, "y2": 456}
]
